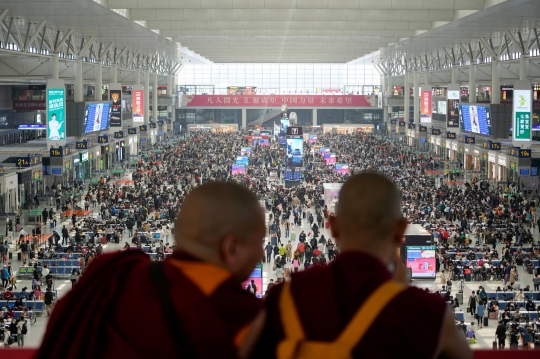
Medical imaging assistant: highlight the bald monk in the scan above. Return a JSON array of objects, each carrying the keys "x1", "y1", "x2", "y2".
[
  {"x1": 36, "y1": 182, "x2": 265, "y2": 359},
  {"x1": 245, "y1": 172, "x2": 472, "y2": 359}
]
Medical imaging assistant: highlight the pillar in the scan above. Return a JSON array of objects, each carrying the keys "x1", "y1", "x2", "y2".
[
  {"x1": 74, "y1": 58, "x2": 83, "y2": 102},
  {"x1": 491, "y1": 60, "x2": 500, "y2": 104},
  {"x1": 241, "y1": 108, "x2": 247, "y2": 130},
  {"x1": 144, "y1": 71, "x2": 150, "y2": 124},
  {"x1": 413, "y1": 72, "x2": 419, "y2": 124},
  {"x1": 403, "y1": 73, "x2": 410, "y2": 124},
  {"x1": 52, "y1": 52, "x2": 59, "y2": 80},
  {"x1": 111, "y1": 63, "x2": 118, "y2": 84},
  {"x1": 312, "y1": 108, "x2": 317, "y2": 126},
  {"x1": 386, "y1": 74, "x2": 393, "y2": 97},
  {"x1": 519, "y1": 55, "x2": 528, "y2": 81},
  {"x1": 468, "y1": 65, "x2": 476, "y2": 103},
  {"x1": 135, "y1": 69, "x2": 140, "y2": 85},
  {"x1": 153, "y1": 72, "x2": 158, "y2": 123},
  {"x1": 451, "y1": 64, "x2": 458, "y2": 84},
  {"x1": 95, "y1": 61, "x2": 102, "y2": 101}
]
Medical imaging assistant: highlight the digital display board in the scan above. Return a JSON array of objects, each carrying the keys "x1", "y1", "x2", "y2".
[
  {"x1": 406, "y1": 246, "x2": 437, "y2": 279},
  {"x1": 308, "y1": 135, "x2": 317, "y2": 143},
  {"x1": 447, "y1": 90, "x2": 460, "y2": 128},
  {"x1": 47, "y1": 88, "x2": 65, "y2": 141},
  {"x1": 284, "y1": 168, "x2": 302, "y2": 181},
  {"x1": 110, "y1": 90, "x2": 122, "y2": 127},
  {"x1": 240, "y1": 147, "x2": 252, "y2": 155},
  {"x1": 231, "y1": 164, "x2": 246, "y2": 175},
  {"x1": 82, "y1": 103, "x2": 111, "y2": 134},
  {"x1": 236, "y1": 156, "x2": 249, "y2": 165},
  {"x1": 279, "y1": 119, "x2": 289, "y2": 145},
  {"x1": 286, "y1": 137, "x2": 304, "y2": 169},
  {"x1": 241, "y1": 265, "x2": 263, "y2": 299},
  {"x1": 133, "y1": 89, "x2": 144, "y2": 123},
  {"x1": 259, "y1": 139, "x2": 269, "y2": 147},
  {"x1": 336, "y1": 163, "x2": 349, "y2": 175},
  {"x1": 459, "y1": 104, "x2": 492, "y2": 136}
]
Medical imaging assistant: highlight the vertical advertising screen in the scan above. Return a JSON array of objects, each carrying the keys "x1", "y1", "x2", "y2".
[
  {"x1": 447, "y1": 90, "x2": 460, "y2": 128},
  {"x1": 133, "y1": 89, "x2": 144, "y2": 123},
  {"x1": 47, "y1": 88, "x2": 65, "y2": 141},
  {"x1": 335, "y1": 163, "x2": 349, "y2": 175},
  {"x1": 420, "y1": 90, "x2": 432, "y2": 123},
  {"x1": 459, "y1": 104, "x2": 492, "y2": 136},
  {"x1": 406, "y1": 246, "x2": 437, "y2": 279},
  {"x1": 286, "y1": 137, "x2": 304, "y2": 170},
  {"x1": 110, "y1": 90, "x2": 122, "y2": 127},
  {"x1": 279, "y1": 119, "x2": 289, "y2": 145},
  {"x1": 513, "y1": 89, "x2": 532, "y2": 141}
]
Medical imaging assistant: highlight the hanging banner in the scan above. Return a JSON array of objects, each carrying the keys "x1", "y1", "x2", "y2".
[
  {"x1": 513, "y1": 88, "x2": 532, "y2": 142},
  {"x1": 133, "y1": 88, "x2": 144, "y2": 123},
  {"x1": 109, "y1": 87, "x2": 122, "y2": 127},
  {"x1": 47, "y1": 85, "x2": 66, "y2": 143},
  {"x1": 420, "y1": 90, "x2": 432, "y2": 123}
]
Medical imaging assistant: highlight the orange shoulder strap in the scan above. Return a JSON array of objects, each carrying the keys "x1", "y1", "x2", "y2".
[{"x1": 278, "y1": 280, "x2": 406, "y2": 355}]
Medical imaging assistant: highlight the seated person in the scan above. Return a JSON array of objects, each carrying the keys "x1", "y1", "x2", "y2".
[
  {"x1": 523, "y1": 285, "x2": 531, "y2": 292},
  {"x1": 12, "y1": 298, "x2": 24, "y2": 311},
  {"x1": 3, "y1": 287, "x2": 14, "y2": 300},
  {"x1": 515, "y1": 289, "x2": 525, "y2": 300},
  {"x1": 526, "y1": 299, "x2": 535, "y2": 311}
]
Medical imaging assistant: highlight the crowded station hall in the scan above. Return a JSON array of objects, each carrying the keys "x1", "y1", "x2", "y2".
[{"x1": 1, "y1": 0, "x2": 540, "y2": 358}]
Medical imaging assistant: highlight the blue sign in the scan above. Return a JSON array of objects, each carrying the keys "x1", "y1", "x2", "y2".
[
  {"x1": 76, "y1": 141, "x2": 88, "y2": 150},
  {"x1": 97, "y1": 136, "x2": 108, "y2": 144},
  {"x1": 18, "y1": 124, "x2": 46, "y2": 130}
]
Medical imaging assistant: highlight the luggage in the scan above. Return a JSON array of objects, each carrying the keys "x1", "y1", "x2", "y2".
[
  {"x1": 50, "y1": 222, "x2": 55, "y2": 228},
  {"x1": 484, "y1": 316, "x2": 489, "y2": 327},
  {"x1": 456, "y1": 292, "x2": 463, "y2": 305},
  {"x1": 465, "y1": 273, "x2": 471, "y2": 282},
  {"x1": 493, "y1": 338, "x2": 497, "y2": 349},
  {"x1": 115, "y1": 236, "x2": 119, "y2": 244},
  {"x1": 8, "y1": 252, "x2": 12, "y2": 260},
  {"x1": 101, "y1": 236, "x2": 106, "y2": 244},
  {"x1": 489, "y1": 311, "x2": 498, "y2": 319},
  {"x1": 17, "y1": 252, "x2": 21, "y2": 261}
]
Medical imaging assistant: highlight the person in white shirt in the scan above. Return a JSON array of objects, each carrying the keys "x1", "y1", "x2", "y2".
[
  {"x1": 515, "y1": 290, "x2": 524, "y2": 301},
  {"x1": 48, "y1": 114, "x2": 63, "y2": 140},
  {"x1": 19, "y1": 228, "x2": 28, "y2": 238}
]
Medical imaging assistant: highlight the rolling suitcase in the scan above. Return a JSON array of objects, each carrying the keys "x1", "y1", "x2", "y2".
[
  {"x1": 483, "y1": 316, "x2": 488, "y2": 327},
  {"x1": 493, "y1": 337, "x2": 497, "y2": 349},
  {"x1": 456, "y1": 292, "x2": 463, "y2": 305}
]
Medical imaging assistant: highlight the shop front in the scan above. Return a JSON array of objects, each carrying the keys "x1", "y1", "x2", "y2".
[
  {"x1": 448, "y1": 141, "x2": 458, "y2": 161},
  {"x1": 79, "y1": 151, "x2": 90, "y2": 180},
  {"x1": 508, "y1": 160, "x2": 518, "y2": 183},
  {"x1": 18, "y1": 168, "x2": 33, "y2": 206},
  {"x1": 72, "y1": 154, "x2": 82, "y2": 181},
  {"x1": 406, "y1": 128, "x2": 416, "y2": 147},
  {"x1": 115, "y1": 140, "x2": 126, "y2": 163},
  {"x1": 63, "y1": 159, "x2": 72, "y2": 185},
  {"x1": 0, "y1": 172, "x2": 18, "y2": 214},
  {"x1": 497, "y1": 155, "x2": 508, "y2": 182},
  {"x1": 488, "y1": 153, "x2": 497, "y2": 180},
  {"x1": 100, "y1": 145, "x2": 111, "y2": 172}
]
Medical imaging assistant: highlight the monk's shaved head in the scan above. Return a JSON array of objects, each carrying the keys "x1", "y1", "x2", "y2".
[
  {"x1": 176, "y1": 182, "x2": 263, "y2": 247},
  {"x1": 336, "y1": 172, "x2": 402, "y2": 237}
]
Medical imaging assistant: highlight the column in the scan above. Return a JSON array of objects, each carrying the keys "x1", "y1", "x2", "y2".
[
  {"x1": 135, "y1": 69, "x2": 140, "y2": 85},
  {"x1": 52, "y1": 52, "x2": 59, "y2": 80},
  {"x1": 468, "y1": 64, "x2": 476, "y2": 103},
  {"x1": 144, "y1": 71, "x2": 150, "y2": 124},
  {"x1": 153, "y1": 72, "x2": 158, "y2": 123},
  {"x1": 241, "y1": 108, "x2": 247, "y2": 130},
  {"x1": 403, "y1": 73, "x2": 410, "y2": 123},
  {"x1": 413, "y1": 72, "x2": 419, "y2": 124},
  {"x1": 312, "y1": 109, "x2": 317, "y2": 126},
  {"x1": 491, "y1": 60, "x2": 500, "y2": 104},
  {"x1": 95, "y1": 61, "x2": 102, "y2": 101},
  {"x1": 519, "y1": 55, "x2": 528, "y2": 81},
  {"x1": 111, "y1": 63, "x2": 118, "y2": 84},
  {"x1": 386, "y1": 74, "x2": 392, "y2": 98},
  {"x1": 451, "y1": 64, "x2": 458, "y2": 84},
  {"x1": 74, "y1": 58, "x2": 83, "y2": 102}
]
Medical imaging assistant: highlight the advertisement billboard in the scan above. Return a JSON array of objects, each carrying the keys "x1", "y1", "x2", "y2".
[
  {"x1": 513, "y1": 89, "x2": 532, "y2": 141},
  {"x1": 110, "y1": 90, "x2": 122, "y2": 127},
  {"x1": 459, "y1": 104, "x2": 492, "y2": 136},
  {"x1": 133, "y1": 89, "x2": 144, "y2": 123},
  {"x1": 47, "y1": 88, "x2": 65, "y2": 141},
  {"x1": 286, "y1": 137, "x2": 304, "y2": 169},
  {"x1": 279, "y1": 119, "x2": 289, "y2": 145},
  {"x1": 325, "y1": 153, "x2": 337, "y2": 165},
  {"x1": 236, "y1": 156, "x2": 249, "y2": 165},
  {"x1": 240, "y1": 147, "x2": 252, "y2": 155},
  {"x1": 420, "y1": 90, "x2": 432, "y2": 123},
  {"x1": 241, "y1": 265, "x2": 263, "y2": 299},
  {"x1": 231, "y1": 164, "x2": 246, "y2": 175},
  {"x1": 447, "y1": 90, "x2": 460, "y2": 128},
  {"x1": 406, "y1": 246, "x2": 437, "y2": 279}
]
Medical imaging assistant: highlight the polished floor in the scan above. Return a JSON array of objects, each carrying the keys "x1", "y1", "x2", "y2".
[{"x1": 1, "y1": 174, "x2": 538, "y2": 350}]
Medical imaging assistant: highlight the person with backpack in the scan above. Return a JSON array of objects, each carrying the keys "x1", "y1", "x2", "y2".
[
  {"x1": 16, "y1": 318, "x2": 26, "y2": 347},
  {"x1": 245, "y1": 173, "x2": 471, "y2": 359}
]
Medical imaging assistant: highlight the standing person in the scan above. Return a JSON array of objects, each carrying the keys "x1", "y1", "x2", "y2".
[
  {"x1": 61, "y1": 226, "x2": 69, "y2": 245},
  {"x1": 476, "y1": 301, "x2": 485, "y2": 328},
  {"x1": 44, "y1": 287, "x2": 55, "y2": 316},
  {"x1": 534, "y1": 274, "x2": 540, "y2": 291},
  {"x1": 246, "y1": 173, "x2": 472, "y2": 359},
  {"x1": 16, "y1": 318, "x2": 25, "y2": 347},
  {"x1": 292, "y1": 256, "x2": 300, "y2": 273},
  {"x1": 495, "y1": 320, "x2": 506, "y2": 349},
  {"x1": 20, "y1": 240, "x2": 28, "y2": 262},
  {"x1": 36, "y1": 182, "x2": 266, "y2": 359},
  {"x1": 69, "y1": 269, "x2": 78, "y2": 288},
  {"x1": 285, "y1": 241, "x2": 292, "y2": 263},
  {"x1": 468, "y1": 291, "x2": 477, "y2": 318},
  {"x1": 265, "y1": 242, "x2": 273, "y2": 263}
]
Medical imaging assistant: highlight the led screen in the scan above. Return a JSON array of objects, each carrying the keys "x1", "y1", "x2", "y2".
[
  {"x1": 241, "y1": 265, "x2": 263, "y2": 299},
  {"x1": 286, "y1": 137, "x2": 304, "y2": 169},
  {"x1": 259, "y1": 139, "x2": 269, "y2": 147},
  {"x1": 279, "y1": 119, "x2": 289, "y2": 145},
  {"x1": 82, "y1": 103, "x2": 111, "y2": 134},
  {"x1": 241, "y1": 147, "x2": 252, "y2": 155},
  {"x1": 236, "y1": 156, "x2": 249, "y2": 165},
  {"x1": 284, "y1": 169, "x2": 302, "y2": 181},
  {"x1": 231, "y1": 164, "x2": 246, "y2": 175},
  {"x1": 325, "y1": 153, "x2": 336, "y2": 165},
  {"x1": 309, "y1": 135, "x2": 317, "y2": 143},
  {"x1": 459, "y1": 104, "x2": 492, "y2": 136},
  {"x1": 406, "y1": 246, "x2": 436, "y2": 279},
  {"x1": 447, "y1": 99, "x2": 460, "y2": 128},
  {"x1": 335, "y1": 163, "x2": 349, "y2": 175}
]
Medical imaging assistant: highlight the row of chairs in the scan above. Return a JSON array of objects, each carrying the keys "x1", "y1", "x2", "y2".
[
  {"x1": 0, "y1": 300, "x2": 46, "y2": 312},
  {"x1": 41, "y1": 259, "x2": 79, "y2": 267},
  {"x1": 48, "y1": 266, "x2": 79, "y2": 276},
  {"x1": 54, "y1": 253, "x2": 80, "y2": 259},
  {"x1": 486, "y1": 292, "x2": 540, "y2": 300},
  {"x1": 492, "y1": 300, "x2": 540, "y2": 310},
  {"x1": 455, "y1": 311, "x2": 539, "y2": 322},
  {"x1": 451, "y1": 259, "x2": 503, "y2": 266}
]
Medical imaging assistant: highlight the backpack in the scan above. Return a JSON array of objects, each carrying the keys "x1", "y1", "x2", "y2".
[
  {"x1": 22, "y1": 323, "x2": 27, "y2": 335},
  {"x1": 276, "y1": 281, "x2": 405, "y2": 359}
]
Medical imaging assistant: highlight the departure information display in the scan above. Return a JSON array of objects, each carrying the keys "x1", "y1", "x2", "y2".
[
  {"x1": 406, "y1": 246, "x2": 437, "y2": 279},
  {"x1": 459, "y1": 104, "x2": 492, "y2": 136}
]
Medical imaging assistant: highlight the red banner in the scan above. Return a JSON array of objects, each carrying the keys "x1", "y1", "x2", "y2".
[
  {"x1": 132, "y1": 90, "x2": 144, "y2": 123},
  {"x1": 13, "y1": 100, "x2": 46, "y2": 111},
  {"x1": 182, "y1": 95, "x2": 374, "y2": 108},
  {"x1": 420, "y1": 91, "x2": 432, "y2": 123}
]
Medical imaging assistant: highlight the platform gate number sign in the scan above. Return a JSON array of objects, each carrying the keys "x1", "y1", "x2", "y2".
[
  {"x1": 513, "y1": 89, "x2": 532, "y2": 141},
  {"x1": 291, "y1": 127, "x2": 299, "y2": 135}
]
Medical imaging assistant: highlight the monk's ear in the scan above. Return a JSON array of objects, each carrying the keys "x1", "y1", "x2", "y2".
[{"x1": 220, "y1": 234, "x2": 238, "y2": 265}]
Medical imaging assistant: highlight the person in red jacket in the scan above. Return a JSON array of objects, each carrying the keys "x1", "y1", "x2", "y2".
[
  {"x1": 36, "y1": 182, "x2": 266, "y2": 359},
  {"x1": 245, "y1": 173, "x2": 472, "y2": 359}
]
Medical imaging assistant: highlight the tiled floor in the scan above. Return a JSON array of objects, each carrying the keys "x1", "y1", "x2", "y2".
[{"x1": 2, "y1": 173, "x2": 539, "y2": 350}]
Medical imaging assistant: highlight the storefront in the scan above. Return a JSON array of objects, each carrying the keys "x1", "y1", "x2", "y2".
[
  {"x1": 322, "y1": 124, "x2": 374, "y2": 134},
  {"x1": 100, "y1": 145, "x2": 111, "y2": 171},
  {"x1": 508, "y1": 159, "x2": 517, "y2": 183},
  {"x1": 0, "y1": 171, "x2": 18, "y2": 214},
  {"x1": 72, "y1": 154, "x2": 82, "y2": 180},
  {"x1": 115, "y1": 140, "x2": 126, "y2": 163},
  {"x1": 80, "y1": 151, "x2": 90, "y2": 180},
  {"x1": 18, "y1": 168, "x2": 33, "y2": 205},
  {"x1": 406, "y1": 128, "x2": 416, "y2": 147},
  {"x1": 488, "y1": 153, "x2": 497, "y2": 180},
  {"x1": 448, "y1": 141, "x2": 458, "y2": 162},
  {"x1": 497, "y1": 155, "x2": 508, "y2": 182},
  {"x1": 433, "y1": 137, "x2": 442, "y2": 156},
  {"x1": 63, "y1": 159, "x2": 72, "y2": 185}
]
